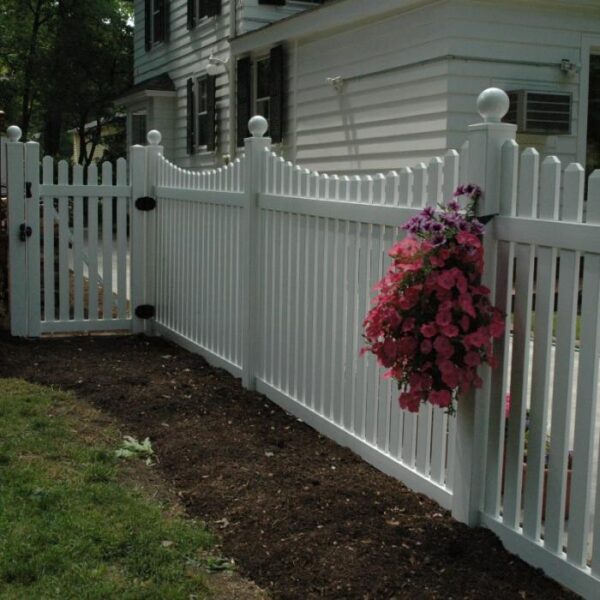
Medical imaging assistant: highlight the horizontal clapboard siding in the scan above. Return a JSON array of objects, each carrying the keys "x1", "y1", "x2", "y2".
[{"x1": 289, "y1": 2, "x2": 452, "y2": 174}]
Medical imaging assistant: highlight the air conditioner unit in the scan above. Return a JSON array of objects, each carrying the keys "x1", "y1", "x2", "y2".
[{"x1": 504, "y1": 90, "x2": 572, "y2": 135}]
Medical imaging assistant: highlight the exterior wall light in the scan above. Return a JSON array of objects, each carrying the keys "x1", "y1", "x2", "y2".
[
  {"x1": 207, "y1": 54, "x2": 229, "y2": 76},
  {"x1": 560, "y1": 59, "x2": 580, "y2": 75}
]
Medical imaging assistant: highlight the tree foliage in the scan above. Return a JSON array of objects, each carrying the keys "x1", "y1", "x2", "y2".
[{"x1": 0, "y1": 0, "x2": 133, "y2": 164}]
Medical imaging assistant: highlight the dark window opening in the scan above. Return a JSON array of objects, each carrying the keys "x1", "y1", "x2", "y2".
[
  {"x1": 131, "y1": 114, "x2": 147, "y2": 146},
  {"x1": 145, "y1": 0, "x2": 169, "y2": 49},
  {"x1": 587, "y1": 54, "x2": 600, "y2": 178},
  {"x1": 197, "y1": 77, "x2": 209, "y2": 147},
  {"x1": 255, "y1": 57, "x2": 271, "y2": 123}
]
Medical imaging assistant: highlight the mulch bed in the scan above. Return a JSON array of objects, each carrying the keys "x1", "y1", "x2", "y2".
[{"x1": 0, "y1": 332, "x2": 579, "y2": 599}]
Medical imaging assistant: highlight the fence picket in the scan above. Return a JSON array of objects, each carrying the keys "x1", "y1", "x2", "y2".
[
  {"x1": 57, "y1": 161, "x2": 69, "y2": 321},
  {"x1": 504, "y1": 148, "x2": 538, "y2": 529},
  {"x1": 72, "y1": 164, "x2": 85, "y2": 321},
  {"x1": 24, "y1": 142, "x2": 41, "y2": 336},
  {"x1": 398, "y1": 167, "x2": 413, "y2": 207},
  {"x1": 568, "y1": 170, "x2": 600, "y2": 568},
  {"x1": 484, "y1": 139, "x2": 518, "y2": 516},
  {"x1": 116, "y1": 158, "x2": 128, "y2": 319},
  {"x1": 86, "y1": 164, "x2": 99, "y2": 320},
  {"x1": 522, "y1": 156, "x2": 560, "y2": 541},
  {"x1": 442, "y1": 150, "x2": 460, "y2": 200},
  {"x1": 412, "y1": 163, "x2": 426, "y2": 207},
  {"x1": 427, "y1": 157, "x2": 443, "y2": 206},
  {"x1": 545, "y1": 163, "x2": 584, "y2": 555},
  {"x1": 101, "y1": 162, "x2": 113, "y2": 319}
]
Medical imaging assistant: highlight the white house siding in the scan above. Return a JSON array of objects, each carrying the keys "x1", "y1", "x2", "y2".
[
  {"x1": 445, "y1": 1, "x2": 600, "y2": 169},
  {"x1": 287, "y1": 2, "x2": 454, "y2": 175},
  {"x1": 233, "y1": 0, "x2": 600, "y2": 177}
]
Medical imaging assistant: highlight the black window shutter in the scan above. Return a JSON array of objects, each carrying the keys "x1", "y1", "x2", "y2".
[
  {"x1": 187, "y1": 77, "x2": 195, "y2": 155},
  {"x1": 187, "y1": 0, "x2": 196, "y2": 29},
  {"x1": 269, "y1": 44, "x2": 286, "y2": 144},
  {"x1": 236, "y1": 56, "x2": 252, "y2": 147},
  {"x1": 145, "y1": 0, "x2": 152, "y2": 50},
  {"x1": 206, "y1": 75, "x2": 217, "y2": 151}
]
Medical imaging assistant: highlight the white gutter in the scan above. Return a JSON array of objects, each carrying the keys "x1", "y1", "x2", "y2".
[
  {"x1": 230, "y1": 0, "x2": 600, "y2": 56},
  {"x1": 229, "y1": 0, "x2": 439, "y2": 55}
]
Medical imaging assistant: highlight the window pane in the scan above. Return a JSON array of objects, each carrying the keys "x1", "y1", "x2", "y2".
[
  {"x1": 132, "y1": 114, "x2": 147, "y2": 146},
  {"x1": 256, "y1": 58, "x2": 270, "y2": 100},
  {"x1": 198, "y1": 78, "x2": 208, "y2": 113},
  {"x1": 256, "y1": 98, "x2": 270, "y2": 123}
]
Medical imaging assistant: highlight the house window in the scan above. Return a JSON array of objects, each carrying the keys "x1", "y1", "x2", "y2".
[
  {"x1": 236, "y1": 45, "x2": 286, "y2": 146},
  {"x1": 255, "y1": 57, "x2": 271, "y2": 123},
  {"x1": 131, "y1": 114, "x2": 147, "y2": 146},
  {"x1": 197, "y1": 77, "x2": 209, "y2": 147},
  {"x1": 145, "y1": 0, "x2": 169, "y2": 50},
  {"x1": 187, "y1": 75, "x2": 217, "y2": 154},
  {"x1": 187, "y1": 0, "x2": 221, "y2": 29}
]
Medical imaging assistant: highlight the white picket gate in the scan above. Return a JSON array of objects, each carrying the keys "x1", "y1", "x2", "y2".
[
  {"x1": 6, "y1": 132, "x2": 134, "y2": 335},
  {"x1": 6, "y1": 89, "x2": 600, "y2": 599}
]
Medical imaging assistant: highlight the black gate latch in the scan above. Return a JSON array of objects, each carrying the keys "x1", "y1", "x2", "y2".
[
  {"x1": 135, "y1": 196, "x2": 156, "y2": 211},
  {"x1": 135, "y1": 305, "x2": 155, "y2": 319},
  {"x1": 19, "y1": 224, "x2": 32, "y2": 242}
]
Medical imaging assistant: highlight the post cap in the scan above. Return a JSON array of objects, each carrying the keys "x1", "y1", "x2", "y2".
[
  {"x1": 147, "y1": 130, "x2": 162, "y2": 145},
  {"x1": 476, "y1": 88, "x2": 510, "y2": 123},
  {"x1": 248, "y1": 115, "x2": 268, "y2": 137},
  {"x1": 7, "y1": 125, "x2": 22, "y2": 142}
]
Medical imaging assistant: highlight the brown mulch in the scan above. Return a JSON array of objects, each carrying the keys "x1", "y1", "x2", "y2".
[{"x1": 0, "y1": 332, "x2": 579, "y2": 600}]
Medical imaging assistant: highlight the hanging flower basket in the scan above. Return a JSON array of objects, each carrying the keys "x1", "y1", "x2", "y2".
[{"x1": 362, "y1": 185, "x2": 505, "y2": 414}]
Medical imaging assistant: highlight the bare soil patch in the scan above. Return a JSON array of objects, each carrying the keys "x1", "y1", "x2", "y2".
[{"x1": 0, "y1": 332, "x2": 579, "y2": 599}]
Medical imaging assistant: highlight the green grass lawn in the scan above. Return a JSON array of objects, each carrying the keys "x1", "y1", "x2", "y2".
[{"x1": 0, "y1": 379, "x2": 216, "y2": 599}]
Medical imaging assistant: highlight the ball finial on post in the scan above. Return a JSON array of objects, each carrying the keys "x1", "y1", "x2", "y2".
[
  {"x1": 7, "y1": 125, "x2": 22, "y2": 142},
  {"x1": 248, "y1": 115, "x2": 268, "y2": 138},
  {"x1": 147, "y1": 130, "x2": 162, "y2": 145},
  {"x1": 476, "y1": 88, "x2": 510, "y2": 123}
]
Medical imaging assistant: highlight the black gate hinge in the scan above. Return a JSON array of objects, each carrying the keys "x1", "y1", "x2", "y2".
[
  {"x1": 25, "y1": 182, "x2": 32, "y2": 198},
  {"x1": 135, "y1": 305, "x2": 155, "y2": 319},
  {"x1": 19, "y1": 223, "x2": 32, "y2": 241},
  {"x1": 135, "y1": 196, "x2": 156, "y2": 211}
]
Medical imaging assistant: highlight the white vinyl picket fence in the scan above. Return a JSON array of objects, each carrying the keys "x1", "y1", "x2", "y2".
[{"x1": 6, "y1": 89, "x2": 600, "y2": 599}]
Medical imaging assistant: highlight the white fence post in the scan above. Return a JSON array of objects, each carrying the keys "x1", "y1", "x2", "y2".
[
  {"x1": 242, "y1": 116, "x2": 270, "y2": 389},
  {"x1": 452, "y1": 89, "x2": 517, "y2": 525},
  {"x1": 131, "y1": 130, "x2": 162, "y2": 335},
  {"x1": 6, "y1": 125, "x2": 27, "y2": 337},
  {"x1": 130, "y1": 142, "x2": 148, "y2": 334},
  {"x1": 24, "y1": 141, "x2": 41, "y2": 337}
]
